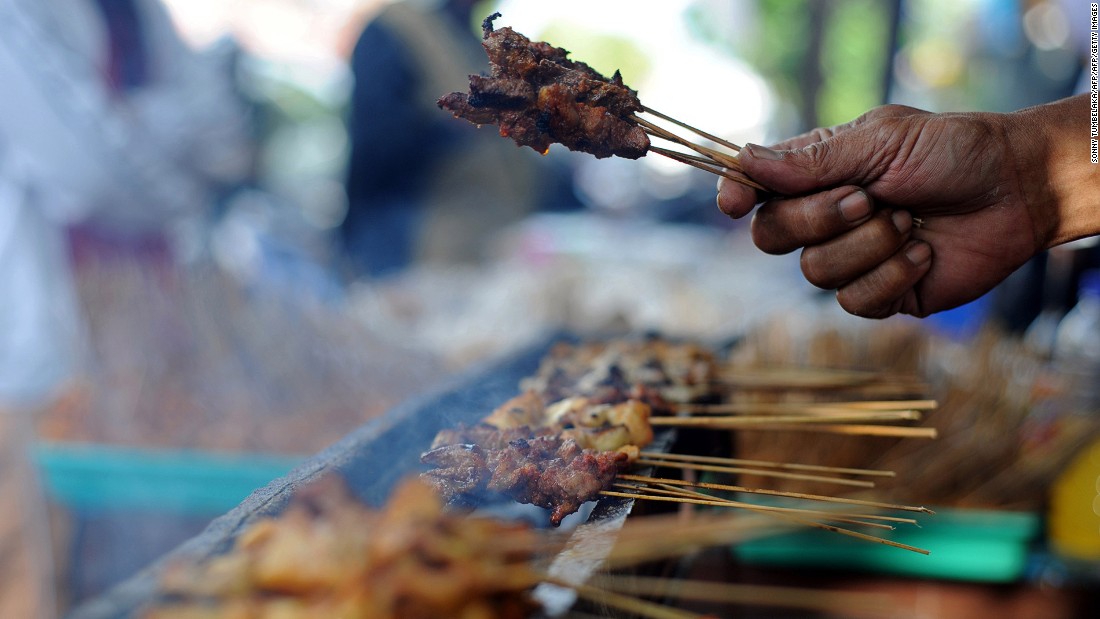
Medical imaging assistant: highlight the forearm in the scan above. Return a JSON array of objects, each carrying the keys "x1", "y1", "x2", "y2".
[{"x1": 1007, "y1": 94, "x2": 1100, "y2": 248}]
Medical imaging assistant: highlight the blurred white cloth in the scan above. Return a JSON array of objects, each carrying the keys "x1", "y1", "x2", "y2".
[{"x1": 0, "y1": 0, "x2": 251, "y2": 406}]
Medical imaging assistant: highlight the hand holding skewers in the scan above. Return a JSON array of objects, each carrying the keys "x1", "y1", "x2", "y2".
[{"x1": 718, "y1": 95, "x2": 1100, "y2": 319}]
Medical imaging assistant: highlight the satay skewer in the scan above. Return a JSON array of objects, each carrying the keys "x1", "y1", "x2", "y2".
[
  {"x1": 749, "y1": 424, "x2": 939, "y2": 439},
  {"x1": 629, "y1": 114, "x2": 767, "y2": 191},
  {"x1": 601, "y1": 490, "x2": 929, "y2": 554},
  {"x1": 632, "y1": 458, "x2": 877, "y2": 488},
  {"x1": 649, "y1": 146, "x2": 750, "y2": 184},
  {"x1": 676, "y1": 399, "x2": 939, "y2": 414},
  {"x1": 619, "y1": 484, "x2": 902, "y2": 529},
  {"x1": 612, "y1": 486, "x2": 896, "y2": 532},
  {"x1": 545, "y1": 577, "x2": 707, "y2": 619},
  {"x1": 638, "y1": 451, "x2": 896, "y2": 478},
  {"x1": 711, "y1": 369, "x2": 928, "y2": 390},
  {"x1": 630, "y1": 114, "x2": 742, "y2": 169},
  {"x1": 647, "y1": 483, "x2": 919, "y2": 525},
  {"x1": 619, "y1": 473, "x2": 936, "y2": 514},
  {"x1": 651, "y1": 410, "x2": 922, "y2": 427},
  {"x1": 587, "y1": 575, "x2": 897, "y2": 618},
  {"x1": 641, "y1": 105, "x2": 745, "y2": 153}
]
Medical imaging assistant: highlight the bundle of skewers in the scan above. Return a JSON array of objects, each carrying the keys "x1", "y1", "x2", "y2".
[
  {"x1": 439, "y1": 13, "x2": 763, "y2": 190},
  {"x1": 420, "y1": 336, "x2": 937, "y2": 553},
  {"x1": 729, "y1": 317, "x2": 1100, "y2": 510}
]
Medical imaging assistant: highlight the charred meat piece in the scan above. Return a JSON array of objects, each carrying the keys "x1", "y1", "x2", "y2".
[
  {"x1": 420, "y1": 436, "x2": 629, "y2": 526},
  {"x1": 520, "y1": 339, "x2": 717, "y2": 409},
  {"x1": 482, "y1": 390, "x2": 546, "y2": 429},
  {"x1": 430, "y1": 423, "x2": 556, "y2": 450},
  {"x1": 420, "y1": 443, "x2": 490, "y2": 497},
  {"x1": 438, "y1": 13, "x2": 649, "y2": 159}
]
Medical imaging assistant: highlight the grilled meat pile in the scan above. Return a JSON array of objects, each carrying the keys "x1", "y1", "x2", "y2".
[
  {"x1": 438, "y1": 13, "x2": 650, "y2": 159},
  {"x1": 421, "y1": 435, "x2": 630, "y2": 526},
  {"x1": 146, "y1": 479, "x2": 540, "y2": 619}
]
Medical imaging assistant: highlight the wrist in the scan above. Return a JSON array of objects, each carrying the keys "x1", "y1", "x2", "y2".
[{"x1": 1005, "y1": 95, "x2": 1100, "y2": 249}]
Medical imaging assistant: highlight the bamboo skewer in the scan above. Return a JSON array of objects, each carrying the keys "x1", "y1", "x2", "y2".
[
  {"x1": 748, "y1": 424, "x2": 939, "y2": 439},
  {"x1": 629, "y1": 110, "x2": 767, "y2": 191},
  {"x1": 618, "y1": 483, "x2": 902, "y2": 530},
  {"x1": 647, "y1": 147, "x2": 719, "y2": 166},
  {"x1": 546, "y1": 577, "x2": 708, "y2": 619},
  {"x1": 711, "y1": 367, "x2": 927, "y2": 391},
  {"x1": 649, "y1": 146, "x2": 746, "y2": 184},
  {"x1": 638, "y1": 451, "x2": 896, "y2": 478},
  {"x1": 603, "y1": 512, "x2": 783, "y2": 566},
  {"x1": 619, "y1": 473, "x2": 936, "y2": 514},
  {"x1": 642, "y1": 106, "x2": 745, "y2": 153},
  {"x1": 632, "y1": 458, "x2": 877, "y2": 488},
  {"x1": 601, "y1": 490, "x2": 928, "y2": 554},
  {"x1": 647, "y1": 483, "x2": 919, "y2": 526},
  {"x1": 651, "y1": 411, "x2": 921, "y2": 427},
  {"x1": 631, "y1": 114, "x2": 741, "y2": 170},
  {"x1": 675, "y1": 400, "x2": 939, "y2": 414},
  {"x1": 587, "y1": 575, "x2": 896, "y2": 617}
]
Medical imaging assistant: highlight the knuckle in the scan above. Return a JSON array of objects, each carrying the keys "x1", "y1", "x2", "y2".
[{"x1": 800, "y1": 141, "x2": 830, "y2": 172}]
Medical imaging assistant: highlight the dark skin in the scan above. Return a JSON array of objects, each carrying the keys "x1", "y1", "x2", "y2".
[{"x1": 717, "y1": 94, "x2": 1099, "y2": 319}]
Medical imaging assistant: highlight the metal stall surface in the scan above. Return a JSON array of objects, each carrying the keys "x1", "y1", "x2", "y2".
[{"x1": 69, "y1": 333, "x2": 668, "y2": 619}]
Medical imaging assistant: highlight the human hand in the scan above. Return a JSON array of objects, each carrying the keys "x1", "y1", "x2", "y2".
[{"x1": 717, "y1": 104, "x2": 1051, "y2": 318}]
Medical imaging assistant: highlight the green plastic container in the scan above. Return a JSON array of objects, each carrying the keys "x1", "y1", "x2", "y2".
[
  {"x1": 734, "y1": 506, "x2": 1041, "y2": 583},
  {"x1": 34, "y1": 442, "x2": 303, "y2": 515}
]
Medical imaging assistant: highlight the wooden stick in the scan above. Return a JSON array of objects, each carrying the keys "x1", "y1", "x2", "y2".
[
  {"x1": 641, "y1": 106, "x2": 745, "y2": 153},
  {"x1": 642, "y1": 130, "x2": 742, "y2": 171},
  {"x1": 618, "y1": 473, "x2": 936, "y2": 514},
  {"x1": 633, "y1": 458, "x2": 876, "y2": 488},
  {"x1": 602, "y1": 491, "x2": 928, "y2": 554},
  {"x1": 647, "y1": 483, "x2": 918, "y2": 525},
  {"x1": 631, "y1": 114, "x2": 742, "y2": 170},
  {"x1": 651, "y1": 411, "x2": 921, "y2": 426},
  {"x1": 743, "y1": 424, "x2": 939, "y2": 439},
  {"x1": 588, "y1": 575, "x2": 896, "y2": 616},
  {"x1": 615, "y1": 485, "x2": 893, "y2": 530},
  {"x1": 676, "y1": 400, "x2": 939, "y2": 414},
  {"x1": 649, "y1": 146, "x2": 764, "y2": 190},
  {"x1": 603, "y1": 513, "x2": 788, "y2": 567},
  {"x1": 713, "y1": 367, "x2": 925, "y2": 388},
  {"x1": 544, "y1": 576, "x2": 707, "y2": 619},
  {"x1": 639, "y1": 451, "x2": 896, "y2": 478},
  {"x1": 620, "y1": 484, "x2": 899, "y2": 530},
  {"x1": 648, "y1": 147, "x2": 717, "y2": 166}
]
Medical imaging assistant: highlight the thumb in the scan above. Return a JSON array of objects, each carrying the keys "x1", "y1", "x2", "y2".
[{"x1": 740, "y1": 133, "x2": 880, "y2": 196}]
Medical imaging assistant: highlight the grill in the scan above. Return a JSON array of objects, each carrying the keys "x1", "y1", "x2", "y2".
[{"x1": 68, "y1": 333, "x2": 680, "y2": 619}]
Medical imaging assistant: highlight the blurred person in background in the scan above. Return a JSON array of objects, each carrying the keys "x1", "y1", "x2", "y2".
[
  {"x1": 0, "y1": 0, "x2": 251, "y2": 614},
  {"x1": 341, "y1": 0, "x2": 579, "y2": 278}
]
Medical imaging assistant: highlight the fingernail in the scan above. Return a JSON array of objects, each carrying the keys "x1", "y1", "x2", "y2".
[
  {"x1": 906, "y1": 241, "x2": 932, "y2": 266},
  {"x1": 892, "y1": 210, "x2": 912, "y2": 234},
  {"x1": 838, "y1": 190, "x2": 871, "y2": 223},
  {"x1": 746, "y1": 143, "x2": 781, "y2": 160}
]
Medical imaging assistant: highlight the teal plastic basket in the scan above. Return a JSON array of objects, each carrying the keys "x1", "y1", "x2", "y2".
[
  {"x1": 734, "y1": 506, "x2": 1041, "y2": 583},
  {"x1": 34, "y1": 442, "x2": 303, "y2": 515}
]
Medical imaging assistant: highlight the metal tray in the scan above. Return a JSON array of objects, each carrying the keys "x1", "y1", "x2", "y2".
[{"x1": 68, "y1": 333, "x2": 673, "y2": 619}]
